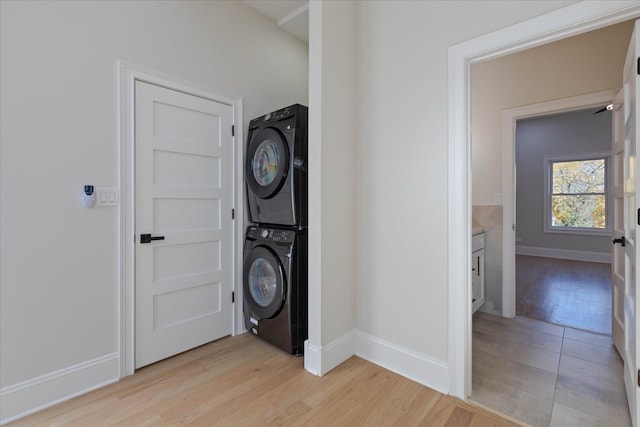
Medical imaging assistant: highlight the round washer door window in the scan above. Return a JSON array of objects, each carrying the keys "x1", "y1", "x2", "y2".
[
  {"x1": 246, "y1": 127, "x2": 289, "y2": 199},
  {"x1": 244, "y1": 246, "x2": 286, "y2": 319},
  {"x1": 248, "y1": 258, "x2": 277, "y2": 306}
]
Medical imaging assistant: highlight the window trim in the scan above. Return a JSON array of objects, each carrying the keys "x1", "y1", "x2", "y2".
[{"x1": 542, "y1": 152, "x2": 612, "y2": 236}]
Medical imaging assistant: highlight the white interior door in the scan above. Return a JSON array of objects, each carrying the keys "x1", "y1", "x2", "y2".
[
  {"x1": 614, "y1": 87, "x2": 625, "y2": 358},
  {"x1": 135, "y1": 81, "x2": 234, "y2": 369},
  {"x1": 622, "y1": 19, "x2": 640, "y2": 427}
]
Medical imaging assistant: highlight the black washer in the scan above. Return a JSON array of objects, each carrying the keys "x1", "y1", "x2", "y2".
[{"x1": 242, "y1": 225, "x2": 307, "y2": 355}]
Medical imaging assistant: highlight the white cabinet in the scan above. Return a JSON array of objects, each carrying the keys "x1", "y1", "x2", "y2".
[{"x1": 472, "y1": 232, "x2": 485, "y2": 313}]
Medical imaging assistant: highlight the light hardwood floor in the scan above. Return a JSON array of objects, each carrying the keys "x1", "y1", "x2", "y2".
[
  {"x1": 9, "y1": 333, "x2": 523, "y2": 426},
  {"x1": 472, "y1": 312, "x2": 630, "y2": 427}
]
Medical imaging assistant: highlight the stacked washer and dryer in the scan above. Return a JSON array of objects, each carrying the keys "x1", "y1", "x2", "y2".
[{"x1": 243, "y1": 104, "x2": 308, "y2": 355}]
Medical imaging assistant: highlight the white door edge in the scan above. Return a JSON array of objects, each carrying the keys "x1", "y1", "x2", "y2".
[
  {"x1": 500, "y1": 89, "x2": 619, "y2": 318},
  {"x1": 448, "y1": 2, "x2": 640, "y2": 399},
  {"x1": 116, "y1": 60, "x2": 244, "y2": 377}
]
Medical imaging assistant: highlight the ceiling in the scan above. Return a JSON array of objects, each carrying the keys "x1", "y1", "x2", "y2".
[{"x1": 243, "y1": 0, "x2": 309, "y2": 44}]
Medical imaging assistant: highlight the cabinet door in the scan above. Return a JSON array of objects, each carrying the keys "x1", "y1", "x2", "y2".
[{"x1": 472, "y1": 248, "x2": 485, "y2": 313}]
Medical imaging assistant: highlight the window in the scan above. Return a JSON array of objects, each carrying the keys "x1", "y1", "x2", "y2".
[{"x1": 544, "y1": 155, "x2": 610, "y2": 234}]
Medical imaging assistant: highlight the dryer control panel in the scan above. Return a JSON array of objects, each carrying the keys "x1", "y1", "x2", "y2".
[{"x1": 248, "y1": 104, "x2": 307, "y2": 129}]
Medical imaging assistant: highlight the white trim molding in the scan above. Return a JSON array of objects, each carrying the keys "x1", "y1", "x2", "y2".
[
  {"x1": 356, "y1": 331, "x2": 449, "y2": 395},
  {"x1": 304, "y1": 330, "x2": 357, "y2": 377},
  {"x1": 117, "y1": 60, "x2": 244, "y2": 377},
  {"x1": 448, "y1": 2, "x2": 640, "y2": 399},
  {"x1": 516, "y1": 245, "x2": 612, "y2": 264},
  {"x1": 0, "y1": 353, "x2": 119, "y2": 425},
  {"x1": 304, "y1": 329, "x2": 449, "y2": 395}
]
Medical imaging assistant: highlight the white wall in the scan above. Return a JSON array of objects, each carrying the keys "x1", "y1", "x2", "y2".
[
  {"x1": 0, "y1": 0, "x2": 307, "y2": 421},
  {"x1": 355, "y1": 0, "x2": 574, "y2": 381},
  {"x1": 305, "y1": 0, "x2": 358, "y2": 374},
  {"x1": 316, "y1": 2, "x2": 358, "y2": 347},
  {"x1": 516, "y1": 108, "x2": 612, "y2": 254}
]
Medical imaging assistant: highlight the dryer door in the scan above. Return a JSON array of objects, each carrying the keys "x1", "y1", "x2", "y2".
[
  {"x1": 244, "y1": 245, "x2": 286, "y2": 319},
  {"x1": 246, "y1": 127, "x2": 290, "y2": 199}
]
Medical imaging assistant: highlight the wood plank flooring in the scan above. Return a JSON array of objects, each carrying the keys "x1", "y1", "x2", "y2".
[
  {"x1": 8, "y1": 333, "x2": 523, "y2": 427},
  {"x1": 516, "y1": 255, "x2": 611, "y2": 334},
  {"x1": 471, "y1": 312, "x2": 630, "y2": 427}
]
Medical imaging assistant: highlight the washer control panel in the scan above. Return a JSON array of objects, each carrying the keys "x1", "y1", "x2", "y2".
[{"x1": 247, "y1": 226, "x2": 295, "y2": 243}]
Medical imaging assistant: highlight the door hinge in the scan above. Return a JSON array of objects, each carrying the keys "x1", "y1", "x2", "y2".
[
  {"x1": 232, "y1": 208, "x2": 235, "y2": 219},
  {"x1": 637, "y1": 57, "x2": 640, "y2": 75},
  {"x1": 232, "y1": 291, "x2": 235, "y2": 303},
  {"x1": 637, "y1": 208, "x2": 640, "y2": 226},
  {"x1": 637, "y1": 369, "x2": 640, "y2": 387},
  {"x1": 232, "y1": 125, "x2": 235, "y2": 136}
]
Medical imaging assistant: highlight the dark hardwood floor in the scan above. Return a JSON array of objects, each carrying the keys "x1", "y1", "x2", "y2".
[{"x1": 516, "y1": 255, "x2": 611, "y2": 334}]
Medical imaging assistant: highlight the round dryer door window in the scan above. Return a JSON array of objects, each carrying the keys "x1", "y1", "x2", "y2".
[
  {"x1": 246, "y1": 127, "x2": 289, "y2": 199},
  {"x1": 244, "y1": 246, "x2": 286, "y2": 319},
  {"x1": 252, "y1": 140, "x2": 280, "y2": 187}
]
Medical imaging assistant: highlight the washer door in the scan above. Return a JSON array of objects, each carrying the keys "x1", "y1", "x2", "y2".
[
  {"x1": 244, "y1": 245, "x2": 286, "y2": 319},
  {"x1": 246, "y1": 127, "x2": 290, "y2": 199}
]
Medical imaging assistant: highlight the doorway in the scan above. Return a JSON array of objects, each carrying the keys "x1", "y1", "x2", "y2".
[
  {"x1": 118, "y1": 62, "x2": 245, "y2": 376},
  {"x1": 448, "y1": 5, "x2": 640, "y2": 401},
  {"x1": 466, "y1": 20, "x2": 634, "y2": 427}
]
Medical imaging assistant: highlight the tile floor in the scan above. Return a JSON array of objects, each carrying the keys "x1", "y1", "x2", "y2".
[{"x1": 471, "y1": 312, "x2": 630, "y2": 427}]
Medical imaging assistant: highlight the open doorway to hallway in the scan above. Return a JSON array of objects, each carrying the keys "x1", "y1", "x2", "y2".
[{"x1": 469, "y1": 18, "x2": 635, "y2": 427}]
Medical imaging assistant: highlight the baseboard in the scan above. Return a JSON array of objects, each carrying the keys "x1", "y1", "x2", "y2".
[
  {"x1": 0, "y1": 352, "x2": 120, "y2": 425},
  {"x1": 516, "y1": 245, "x2": 611, "y2": 263},
  {"x1": 478, "y1": 301, "x2": 502, "y2": 317},
  {"x1": 304, "y1": 330, "x2": 357, "y2": 377},
  {"x1": 305, "y1": 330, "x2": 449, "y2": 394},
  {"x1": 355, "y1": 331, "x2": 449, "y2": 395},
  {"x1": 303, "y1": 340, "x2": 321, "y2": 376}
]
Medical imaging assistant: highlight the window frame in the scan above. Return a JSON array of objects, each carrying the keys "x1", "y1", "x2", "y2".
[{"x1": 542, "y1": 152, "x2": 612, "y2": 236}]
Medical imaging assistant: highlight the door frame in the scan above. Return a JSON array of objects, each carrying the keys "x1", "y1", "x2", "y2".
[
  {"x1": 447, "y1": 2, "x2": 640, "y2": 398},
  {"x1": 501, "y1": 89, "x2": 619, "y2": 318},
  {"x1": 117, "y1": 61, "x2": 244, "y2": 377}
]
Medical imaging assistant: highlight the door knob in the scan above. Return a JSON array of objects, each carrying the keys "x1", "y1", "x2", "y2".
[
  {"x1": 612, "y1": 237, "x2": 626, "y2": 247},
  {"x1": 140, "y1": 233, "x2": 165, "y2": 244}
]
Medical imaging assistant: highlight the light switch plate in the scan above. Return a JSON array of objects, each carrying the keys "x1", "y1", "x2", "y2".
[{"x1": 95, "y1": 187, "x2": 119, "y2": 207}]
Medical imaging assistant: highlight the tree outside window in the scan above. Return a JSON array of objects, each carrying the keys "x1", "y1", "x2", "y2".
[{"x1": 550, "y1": 158, "x2": 607, "y2": 230}]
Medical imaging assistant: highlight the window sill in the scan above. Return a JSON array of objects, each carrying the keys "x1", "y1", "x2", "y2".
[{"x1": 544, "y1": 227, "x2": 611, "y2": 237}]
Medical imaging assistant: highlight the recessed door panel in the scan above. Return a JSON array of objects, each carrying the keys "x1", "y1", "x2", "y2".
[
  {"x1": 154, "y1": 198, "x2": 221, "y2": 231},
  {"x1": 153, "y1": 150, "x2": 221, "y2": 188}
]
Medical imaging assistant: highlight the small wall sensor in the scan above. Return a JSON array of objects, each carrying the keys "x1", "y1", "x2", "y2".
[{"x1": 82, "y1": 185, "x2": 96, "y2": 208}]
